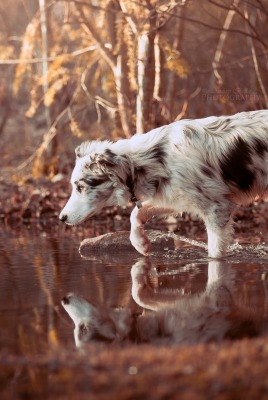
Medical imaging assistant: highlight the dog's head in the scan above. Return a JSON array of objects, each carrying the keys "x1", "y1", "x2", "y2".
[
  {"x1": 59, "y1": 141, "x2": 131, "y2": 225},
  {"x1": 61, "y1": 293, "x2": 132, "y2": 347},
  {"x1": 61, "y1": 293, "x2": 117, "y2": 346}
]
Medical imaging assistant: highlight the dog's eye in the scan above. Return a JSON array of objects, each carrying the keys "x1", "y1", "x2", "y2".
[
  {"x1": 78, "y1": 323, "x2": 89, "y2": 341},
  {"x1": 76, "y1": 184, "x2": 86, "y2": 193},
  {"x1": 90, "y1": 178, "x2": 106, "y2": 188}
]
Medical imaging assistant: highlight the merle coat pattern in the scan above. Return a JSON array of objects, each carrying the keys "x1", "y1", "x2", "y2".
[{"x1": 59, "y1": 110, "x2": 268, "y2": 258}]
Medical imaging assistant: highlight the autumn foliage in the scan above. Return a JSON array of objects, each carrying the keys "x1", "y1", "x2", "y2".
[{"x1": 0, "y1": 0, "x2": 268, "y2": 178}]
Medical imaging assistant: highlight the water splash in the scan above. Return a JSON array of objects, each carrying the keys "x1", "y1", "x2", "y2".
[
  {"x1": 227, "y1": 242, "x2": 268, "y2": 262},
  {"x1": 152, "y1": 233, "x2": 268, "y2": 263}
]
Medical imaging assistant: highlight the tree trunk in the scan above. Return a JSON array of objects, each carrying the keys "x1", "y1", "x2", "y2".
[
  {"x1": 114, "y1": 49, "x2": 133, "y2": 137},
  {"x1": 39, "y1": 0, "x2": 51, "y2": 127},
  {"x1": 136, "y1": 11, "x2": 157, "y2": 133},
  {"x1": 207, "y1": 0, "x2": 239, "y2": 113},
  {"x1": 246, "y1": 8, "x2": 268, "y2": 108},
  {"x1": 166, "y1": 2, "x2": 188, "y2": 120}
]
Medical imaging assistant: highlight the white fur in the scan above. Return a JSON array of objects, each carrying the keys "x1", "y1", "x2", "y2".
[{"x1": 60, "y1": 110, "x2": 268, "y2": 258}]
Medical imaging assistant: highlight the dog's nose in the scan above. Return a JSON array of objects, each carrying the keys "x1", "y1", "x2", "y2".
[
  {"x1": 59, "y1": 213, "x2": 68, "y2": 222},
  {"x1": 62, "y1": 296, "x2": 70, "y2": 305}
]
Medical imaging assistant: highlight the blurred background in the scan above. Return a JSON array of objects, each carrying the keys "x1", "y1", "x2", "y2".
[{"x1": 0, "y1": 0, "x2": 267, "y2": 180}]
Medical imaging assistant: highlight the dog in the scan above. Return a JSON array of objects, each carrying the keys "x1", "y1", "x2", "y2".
[
  {"x1": 62, "y1": 260, "x2": 266, "y2": 347},
  {"x1": 59, "y1": 110, "x2": 268, "y2": 258}
]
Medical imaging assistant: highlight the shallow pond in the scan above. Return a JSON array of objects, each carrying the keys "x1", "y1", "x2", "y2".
[{"x1": 1, "y1": 225, "x2": 268, "y2": 397}]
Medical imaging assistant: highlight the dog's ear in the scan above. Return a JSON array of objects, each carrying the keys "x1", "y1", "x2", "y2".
[
  {"x1": 89, "y1": 149, "x2": 129, "y2": 177},
  {"x1": 75, "y1": 140, "x2": 112, "y2": 160},
  {"x1": 90, "y1": 150, "x2": 116, "y2": 174},
  {"x1": 75, "y1": 145, "x2": 82, "y2": 159}
]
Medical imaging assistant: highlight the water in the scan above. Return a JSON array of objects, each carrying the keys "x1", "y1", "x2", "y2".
[
  {"x1": 0, "y1": 229, "x2": 132, "y2": 354},
  {"x1": 1, "y1": 226, "x2": 268, "y2": 396},
  {"x1": 1, "y1": 228, "x2": 268, "y2": 350}
]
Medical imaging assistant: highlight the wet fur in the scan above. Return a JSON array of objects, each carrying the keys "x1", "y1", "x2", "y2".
[{"x1": 60, "y1": 110, "x2": 268, "y2": 258}]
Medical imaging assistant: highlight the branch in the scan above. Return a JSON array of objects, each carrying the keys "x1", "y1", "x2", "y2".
[
  {"x1": 207, "y1": 0, "x2": 263, "y2": 13},
  {"x1": 0, "y1": 44, "x2": 103, "y2": 65},
  {"x1": 207, "y1": 0, "x2": 267, "y2": 49},
  {"x1": 232, "y1": 2, "x2": 268, "y2": 49},
  {"x1": 70, "y1": 0, "x2": 118, "y2": 14},
  {"x1": 175, "y1": 100, "x2": 188, "y2": 121},
  {"x1": 16, "y1": 108, "x2": 66, "y2": 171},
  {"x1": 211, "y1": 0, "x2": 239, "y2": 86},
  {"x1": 118, "y1": 0, "x2": 137, "y2": 35},
  {"x1": 156, "y1": 2, "x2": 183, "y2": 30},
  {"x1": 196, "y1": 48, "x2": 268, "y2": 74},
  {"x1": 245, "y1": 8, "x2": 268, "y2": 107},
  {"x1": 81, "y1": 67, "x2": 117, "y2": 124},
  {"x1": 255, "y1": 0, "x2": 268, "y2": 16},
  {"x1": 16, "y1": 83, "x2": 79, "y2": 171},
  {"x1": 173, "y1": 13, "x2": 265, "y2": 47},
  {"x1": 39, "y1": 0, "x2": 51, "y2": 127},
  {"x1": 74, "y1": 4, "x2": 116, "y2": 70},
  {"x1": 129, "y1": 0, "x2": 265, "y2": 46},
  {"x1": 81, "y1": 67, "x2": 101, "y2": 123}
]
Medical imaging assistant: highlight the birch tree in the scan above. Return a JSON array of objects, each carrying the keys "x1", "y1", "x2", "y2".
[
  {"x1": 39, "y1": 0, "x2": 50, "y2": 127},
  {"x1": 9, "y1": 0, "x2": 268, "y2": 177},
  {"x1": 73, "y1": 0, "x2": 187, "y2": 134}
]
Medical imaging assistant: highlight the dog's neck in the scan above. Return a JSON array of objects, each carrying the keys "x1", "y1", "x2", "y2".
[
  {"x1": 118, "y1": 152, "x2": 168, "y2": 209},
  {"x1": 124, "y1": 157, "x2": 143, "y2": 209},
  {"x1": 109, "y1": 136, "x2": 169, "y2": 208},
  {"x1": 130, "y1": 192, "x2": 142, "y2": 208}
]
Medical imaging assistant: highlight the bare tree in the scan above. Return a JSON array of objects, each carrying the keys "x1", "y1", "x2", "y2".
[
  {"x1": 39, "y1": 0, "x2": 51, "y2": 127},
  {"x1": 74, "y1": 1, "x2": 133, "y2": 137},
  {"x1": 2, "y1": 0, "x2": 268, "y2": 176},
  {"x1": 245, "y1": 6, "x2": 268, "y2": 108}
]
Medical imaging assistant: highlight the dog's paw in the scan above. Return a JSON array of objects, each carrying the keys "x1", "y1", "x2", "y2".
[
  {"x1": 131, "y1": 259, "x2": 150, "y2": 284},
  {"x1": 130, "y1": 230, "x2": 150, "y2": 255}
]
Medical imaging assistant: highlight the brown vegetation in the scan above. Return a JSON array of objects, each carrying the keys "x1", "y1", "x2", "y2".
[
  {"x1": 2, "y1": 339, "x2": 268, "y2": 399},
  {"x1": 0, "y1": 0, "x2": 268, "y2": 179}
]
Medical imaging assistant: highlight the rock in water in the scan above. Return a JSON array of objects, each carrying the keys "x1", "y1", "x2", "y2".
[{"x1": 79, "y1": 230, "x2": 175, "y2": 257}]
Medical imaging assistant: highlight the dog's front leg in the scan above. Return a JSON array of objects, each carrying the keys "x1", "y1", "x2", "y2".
[
  {"x1": 204, "y1": 203, "x2": 236, "y2": 258},
  {"x1": 130, "y1": 204, "x2": 174, "y2": 255}
]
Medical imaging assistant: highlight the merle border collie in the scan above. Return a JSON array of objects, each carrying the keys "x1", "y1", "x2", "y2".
[{"x1": 59, "y1": 110, "x2": 268, "y2": 258}]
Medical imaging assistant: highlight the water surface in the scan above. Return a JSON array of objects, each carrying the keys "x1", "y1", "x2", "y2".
[{"x1": 1, "y1": 227, "x2": 268, "y2": 396}]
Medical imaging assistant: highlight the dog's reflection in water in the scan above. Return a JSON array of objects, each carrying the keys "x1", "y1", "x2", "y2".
[{"x1": 62, "y1": 260, "x2": 266, "y2": 348}]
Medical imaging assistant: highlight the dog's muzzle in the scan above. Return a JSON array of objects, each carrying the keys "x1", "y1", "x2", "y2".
[{"x1": 59, "y1": 213, "x2": 68, "y2": 222}]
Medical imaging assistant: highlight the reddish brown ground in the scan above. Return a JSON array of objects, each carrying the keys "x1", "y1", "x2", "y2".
[{"x1": 1, "y1": 339, "x2": 268, "y2": 399}]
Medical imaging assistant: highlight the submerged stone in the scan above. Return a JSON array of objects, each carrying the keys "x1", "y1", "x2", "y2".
[{"x1": 79, "y1": 230, "x2": 175, "y2": 256}]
